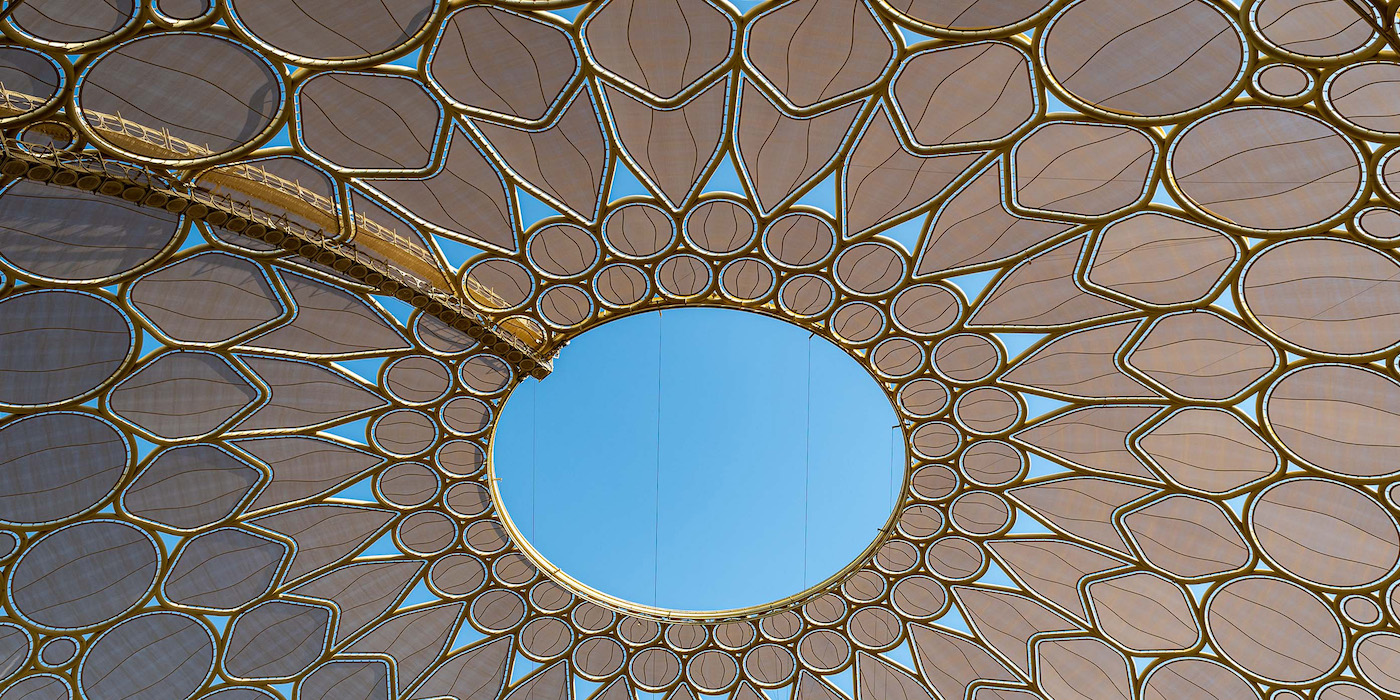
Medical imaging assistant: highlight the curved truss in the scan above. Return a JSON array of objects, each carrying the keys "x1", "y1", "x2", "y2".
[{"x1": 2, "y1": 1, "x2": 1400, "y2": 700}]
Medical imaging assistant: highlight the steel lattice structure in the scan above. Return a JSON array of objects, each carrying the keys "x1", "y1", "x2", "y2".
[{"x1": 2, "y1": 1, "x2": 1400, "y2": 699}]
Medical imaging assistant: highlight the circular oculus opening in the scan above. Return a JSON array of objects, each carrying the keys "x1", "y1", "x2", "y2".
[{"x1": 491, "y1": 308, "x2": 903, "y2": 615}]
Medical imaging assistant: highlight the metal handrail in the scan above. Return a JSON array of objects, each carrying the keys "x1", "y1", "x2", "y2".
[
  {"x1": 0, "y1": 135, "x2": 552, "y2": 375},
  {"x1": 0, "y1": 82, "x2": 516, "y2": 320}
]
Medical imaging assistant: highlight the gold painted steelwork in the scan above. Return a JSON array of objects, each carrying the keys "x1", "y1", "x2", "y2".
[
  {"x1": 0, "y1": 136, "x2": 554, "y2": 377},
  {"x1": 1, "y1": 1, "x2": 1400, "y2": 699}
]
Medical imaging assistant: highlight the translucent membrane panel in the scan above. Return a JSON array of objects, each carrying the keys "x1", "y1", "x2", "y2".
[{"x1": 492, "y1": 308, "x2": 901, "y2": 612}]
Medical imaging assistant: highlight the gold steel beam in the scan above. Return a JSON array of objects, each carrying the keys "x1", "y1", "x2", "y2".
[{"x1": 0, "y1": 139, "x2": 554, "y2": 377}]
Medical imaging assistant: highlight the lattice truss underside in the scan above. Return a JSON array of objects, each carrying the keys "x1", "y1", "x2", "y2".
[{"x1": 4, "y1": 0, "x2": 1400, "y2": 699}]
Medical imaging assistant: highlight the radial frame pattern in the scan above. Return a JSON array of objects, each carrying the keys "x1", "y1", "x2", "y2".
[{"x1": 2, "y1": 1, "x2": 1400, "y2": 700}]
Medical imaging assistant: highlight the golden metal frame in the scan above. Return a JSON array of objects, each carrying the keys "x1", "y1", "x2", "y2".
[{"x1": 1, "y1": 1, "x2": 1399, "y2": 699}]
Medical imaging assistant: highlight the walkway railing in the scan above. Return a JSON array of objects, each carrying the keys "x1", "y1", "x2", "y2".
[
  {"x1": 0, "y1": 137, "x2": 553, "y2": 377},
  {"x1": 0, "y1": 84, "x2": 514, "y2": 312}
]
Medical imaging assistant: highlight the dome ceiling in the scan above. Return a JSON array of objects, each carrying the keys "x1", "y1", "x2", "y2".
[{"x1": 1, "y1": 0, "x2": 1400, "y2": 699}]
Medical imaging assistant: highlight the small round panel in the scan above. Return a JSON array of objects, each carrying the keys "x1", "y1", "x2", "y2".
[
  {"x1": 764, "y1": 213, "x2": 835, "y2": 268},
  {"x1": 375, "y1": 462, "x2": 439, "y2": 508},
  {"x1": 383, "y1": 355, "x2": 452, "y2": 405},
  {"x1": 1253, "y1": 63, "x2": 1313, "y2": 101}
]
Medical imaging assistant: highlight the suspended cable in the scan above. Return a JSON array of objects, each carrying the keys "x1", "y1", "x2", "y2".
[
  {"x1": 530, "y1": 381, "x2": 537, "y2": 540},
  {"x1": 804, "y1": 332, "x2": 813, "y2": 588},
  {"x1": 653, "y1": 310, "x2": 663, "y2": 607},
  {"x1": 890, "y1": 423, "x2": 900, "y2": 506}
]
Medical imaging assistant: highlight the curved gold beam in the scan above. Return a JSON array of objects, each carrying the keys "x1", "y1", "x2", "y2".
[
  {"x1": 1341, "y1": 0, "x2": 1400, "y2": 51},
  {"x1": 0, "y1": 137, "x2": 555, "y2": 377}
]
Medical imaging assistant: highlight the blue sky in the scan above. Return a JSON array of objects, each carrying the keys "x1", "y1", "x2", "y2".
[{"x1": 493, "y1": 307, "x2": 902, "y2": 612}]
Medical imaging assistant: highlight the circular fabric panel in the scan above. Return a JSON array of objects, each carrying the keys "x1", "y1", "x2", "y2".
[
  {"x1": 9, "y1": 520, "x2": 159, "y2": 630},
  {"x1": 1355, "y1": 633, "x2": 1400, "y2": 695},
  {"x1": 1254, "y1": 63, "x2": 1311, "y2": 100},
  {"x1": 528, "y1": 224, "x2": 599, "y2": 279},
  {"x1": 79, "y1": 33, "x2": 282, "y2": 161},
  {"x1": 1250, "y1": 0, "x2": 1378, "y2": 61},
  {"x1": 0, "y1": 675, "x2": 71, "y2": 700},
  {"x1": 1043, "y1": 0, "x2": 1244, "y2": 120},
  {"x1": 1142, "y1": 657, "x2": 1260, "y2": 700},
  {"x1": 38, "y1": 637, "x2": 77, "y2": 667},
  {"x1": 376, "y1": 462, "x2": 438, "y2": 508},
  {"x1": 835, "y1": 242, "x2": 904, "y2": 296},
  {"x1": 229, "y1": 0, "x2": 437, "y2": 64},
  {"x1": 604, "y1": 203, "x2": 675, "y2": 260},
  {"x1": 779, "y1": 275, "x2": 833, "y2": 317},
  {"x1": 720, "y1": 259, "x2": 776, "y2": 301},
  {"x1": 0, "y1": 291, "x2": 132, "y2": 408},
  {"x1": 1170, "y1": 107, "x2": 1362, "y2": 232},
  {"x1": 1355, "y1": 207, "x2": 1400, "y2": 243},
  {"x1": 0, "y1": 182, "x2": 181, "y2": 284},
  {"x1": 685, "y1": 199, "x2": 756, "y2": 255},
  {"x1": 78, "y1": 612, "x2": 213, "y2": 700},
  {"x1": 0, "y1": 623, "x2": 28, "y2": 683},
  {"x1": 1325, "y1": 61, "x2": 1400, "y2": 138},
  {"x1": 465, "y1": 259, "x2": 534, "y2": 311},
  {"x1": 538, "y1": 285, "x2": 593, "y2": 328},
  {"x1": 372, "y1": 409, "x2": 437, "y2": 457},
  {"x1": 1242, "y1": 237, "x2": 1400, "y2": 356},
  {"x1": 1265, "y1": 364, "x2": 1400, "y2": 479},
  {"x1": 1250, "y1": 478, "x2": 1400, "y2": 589},
  {"x1": 764, "y1": 213, "x2": 834, "y2": 268},
  {"x1": 8, "y1": 0, "x2": 137, "y2": 47},
  {"x1": 1206, "y1": 576, "x2": 1343, "y2": 684},
  {"x1": 0, "y1": 412, "x2": 127, "y2": 526}
]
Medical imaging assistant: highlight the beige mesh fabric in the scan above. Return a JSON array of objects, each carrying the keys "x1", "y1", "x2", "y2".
[
  {"x1": 892, "y1": 41, "x2": 1036, "y2": 149},
  {"x1": 603, "y1": 80, "x2": 728, "y2": 210},
  {"x1": 78, "y1": 33, "x2": 282, "y2": 161},
  {"x1": 880, "y1": 0, "x2": 1056, "y2": 33},
  {"x1": 365, "y1": 127, "x2": 517, "y2": 252},
  {"x1": 1041, "y1": 0, "x2": 1245, "y2": 120},
  {"x1": 9, "y1": 0, "x2": 137, "y2": 47},
  {"x1": 744, "y1": 0, "x2": 894, "y2": 111},
  {"x1": 228, "y1": 0, "x2": 437, "y2": 63},
  {"x1": 0, "y1": 290, "x2": 133, "y2": 408},
  {"x1": 1086, "y1": 211, "x2": 1239, "y2": 307},
  {"x1": 0, "y1": 412, "x2": 127, "y2": 525},
  {"x1": 1170, "y1": 107, "x2": 1363, "y2": 232},
  {"x1": 1012, "y1": 122, "x2": 1156, "y2": 219},
  {"x1": 842, "y1": 108, "x2": 983, "y2": 236},
  {"x1": 1251, "y1": 0, "x2": 1379, "y2": 59},
  {"x1": 1326, "y1": 61, "x2": 1400, "y2": 137},
  {"x1": 428, "y1": 6, "x2": 577, "y2": 123},
  {"x1": 583, "y1": 0, "x2": 734, "y2": 102},
  {"x1": 3, "y1": 1, "x2": 1400, "y2": 699},
  {"x1": 735, "y1": 80, "x2": 863, "y2": 215},
  {"x1": 296, "y1": 72, "x2": 441, "y2": 173},
  {"x1": 130, "y1": 251, "x2": 286, "y2": 345},
  {"x1": 0, "y1": 46, "x2": 60, "y2": 117},
  {"x1": 472, "y1": 90, "x2": 610, "y2": 223},
  {"x1": 968, "y1": 236, "x2": 1133, "y2": 329},
  {"x1": 0, "y1": 181, "x2": 181, "y2": 283},
  {"x1": 1241, "y1": 237, "x2": 1400, "y2": 355}
]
